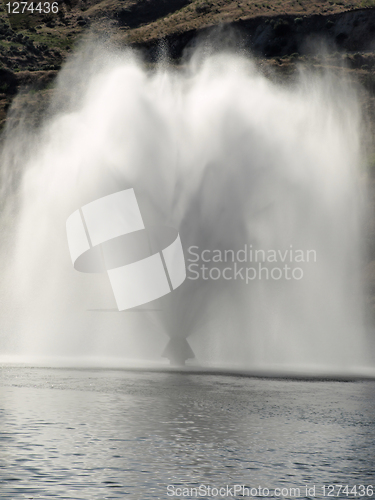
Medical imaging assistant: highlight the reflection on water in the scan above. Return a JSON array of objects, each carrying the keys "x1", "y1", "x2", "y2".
[{"x1": 0, "y1": 368, "x2": 375, "y2": 499}]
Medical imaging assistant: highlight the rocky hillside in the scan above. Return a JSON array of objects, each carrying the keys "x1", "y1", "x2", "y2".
[
  {"x1": 3, "y1": 1, "x2": 375, "y2": 139},
  {"x1": 1, "y1": 0, "x2": 375, "y2": 73}
]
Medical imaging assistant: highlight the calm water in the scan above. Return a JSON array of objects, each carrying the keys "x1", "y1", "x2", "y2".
[{"x1": 0, "y1": 367, "x2": 375, "y2": 499}]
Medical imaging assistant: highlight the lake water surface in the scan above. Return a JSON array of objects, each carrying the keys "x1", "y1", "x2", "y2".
[{"x1": 1, "y1": 367, "x2": 375, "y2": 499}]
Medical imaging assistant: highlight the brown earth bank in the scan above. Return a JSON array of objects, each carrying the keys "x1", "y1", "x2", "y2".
[
  {"x1": 3, "y1": 4, "x2": 375, "y2": 127},
  {"x1": 133, "y1": 8, "x2": 375, "y2": 59}
]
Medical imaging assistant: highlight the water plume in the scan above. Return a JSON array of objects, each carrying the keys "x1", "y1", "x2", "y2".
[{"x1": 0, "y1": 41, "x2": 370, "y2": 375}]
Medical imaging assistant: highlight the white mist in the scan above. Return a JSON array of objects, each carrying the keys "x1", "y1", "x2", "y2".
[{"x1": 0, "y1": 45, "x2": 369, "y2": 375}]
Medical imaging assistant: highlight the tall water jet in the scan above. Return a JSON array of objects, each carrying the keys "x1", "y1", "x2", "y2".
[{"x1": 0, "y1": 42, "x2": 370, "y2": 375}]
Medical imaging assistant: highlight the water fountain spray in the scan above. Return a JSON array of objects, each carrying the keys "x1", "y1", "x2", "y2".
[{"x1": 0, "y1": 46, "x2": 369, "y2": 374}]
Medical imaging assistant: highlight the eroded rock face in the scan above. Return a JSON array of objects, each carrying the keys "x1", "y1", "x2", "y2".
[{"x1": 134, "y1": 9, "x2": 375, "y2": 61}]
